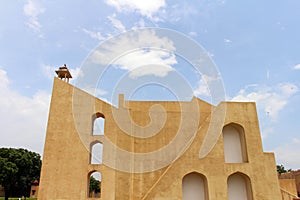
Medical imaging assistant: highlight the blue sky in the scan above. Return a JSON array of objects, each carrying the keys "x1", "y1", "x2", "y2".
[{"x1": 0, "y1": 0, "x2": 299, "y2": 169}]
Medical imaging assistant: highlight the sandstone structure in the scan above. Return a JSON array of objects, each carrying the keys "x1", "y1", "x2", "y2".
[
  {"x1": 279, "y1": 170, "x2": 300, "y2": 199},
  {"x1": 39, "y1": 77, "x2": 284, "y2": 200}
]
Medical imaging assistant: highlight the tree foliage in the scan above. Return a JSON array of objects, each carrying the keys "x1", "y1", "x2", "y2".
[
  {"x1": 89, "y1": 176, "x2": 100, "y2": 193},
  {"x1": 277, "y1": 164, "x2": 292, "y2": 174},
  {"x1": 0, "y1": 148, "x2": 41, "y2": 200}
]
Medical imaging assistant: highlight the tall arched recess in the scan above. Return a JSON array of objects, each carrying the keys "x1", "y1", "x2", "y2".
[
  {"x1": 88, "y1": 171, "x2": 102, "y2": 198},
  {"x1": 90, "y1": 142, "x2": 103, "y2": 164},
  {"x1": 182, "y1": 172, "x2": 208, "y2": 200},
  {"x1": 92, "y1": 112, "x2": 105, "y2": 135},
  {"x1": 223, "y1": 123, "x2": 248, "y2": 163},
  {"x1": 227, "y1": 172, "x2": 253, "y2": 200}
]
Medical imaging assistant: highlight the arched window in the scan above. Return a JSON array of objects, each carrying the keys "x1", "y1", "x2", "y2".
[
  {"x1": 223, "y1": 124, "x2": 248, "y2": 163},
  {"x1": 90, "y1": 142, "x2": 103, "y2": 164},
  {"x1": 93, "y1": 113, "x2": 105, "y2": 135},
  {"x1": 182, "y1": 172, "x2": 208, "y2": 200},
  {"x1": 88, "y1": 171, "x2": 102, "y2": 198},
  {"x1": 227, "y1": 173, "x2": 252, "y2": 200}
]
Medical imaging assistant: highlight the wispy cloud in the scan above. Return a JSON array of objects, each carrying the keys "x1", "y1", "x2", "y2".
[
  {"x1": 23, "y1": 0, "x2": 45, "y2": 33},
  {"x1": 193, "y1": 74, "x2": 221, "y2": 97},
  {"x1": 107, "y1": 14, "x2": 126, "y2": 32},
  {"x1": 69, "y1": 67, "x2": 84, "y2": 80},
  {"x1": 217, "y1": 0, "x2": 226, "y2": 5},
  {"x1": 0, "y1": 67, "x2": 9, "y2": 87},
  {"x1": 0, "y1": 68, "x2": 50, "y2": 154},
  {"x1": 273, "y1": 138, "x2": 300, "y2": 169},
  {"x1": 231, "y1": 83, "x2": 298, "y2": 121},
  {"x1": 116, "y1": 51, "x2": 175, "y2": 78},
  {"x1": 224, "y1": 38, "x2": 232, "y2": 43},
  {"x1": 42, "y1": 64, "x2": 56, "y2": 79},
  {"x1": 90, "y1": 29, "x2": 177, "y2": 78},
  {"x1": 189, "y1": 31, "x2": 198, "y2": 37},
  {"x1": 292, "y1": 64, "x2": 300, "y2": 70},
  {"x1": 167, "y1": 3, "x2": 198, "y2": 22},
  {"x1": 82, "y1": 28, "x2": 105, "y2": 41},
  {"x1": 42, "y1": 64, "x2": 83, "y2": 81},
  {"x1": 105, "y1": 0, "x2": 166, "y2": 21}
]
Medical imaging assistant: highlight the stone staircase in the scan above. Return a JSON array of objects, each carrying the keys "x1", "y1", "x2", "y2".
[{"x1": 281, "y1": 189, "x2": 300, "y2": 200}]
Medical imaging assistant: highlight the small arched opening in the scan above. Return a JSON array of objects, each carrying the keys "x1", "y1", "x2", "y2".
[
  {"x1": 227, "y1": 172, "x2": 252, "y2": 200},
  {"x1": 182, "y1": 172, "x2": 208, "y2": 200},
  {"x1": 90, "y1": 142, "x2": 103, "y2": 164},
  {"x1": 88, "y1": 171, "x2": 102, "y2": 198},
  {"x1": 223, "y1": 123, "x2": 248, "y2": 163},
  {"x1": 92, "y1": 113, "x2": 105, "y2": 135}
]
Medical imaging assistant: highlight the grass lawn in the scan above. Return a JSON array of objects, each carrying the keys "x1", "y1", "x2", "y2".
[{"x1": 0, "y1": 198, "x2": 37, "y2": 200}]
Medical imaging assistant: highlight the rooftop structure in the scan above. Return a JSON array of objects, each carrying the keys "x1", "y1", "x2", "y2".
[{"x1": 55, "y1": 64, "x2": 72, "y2": 82}]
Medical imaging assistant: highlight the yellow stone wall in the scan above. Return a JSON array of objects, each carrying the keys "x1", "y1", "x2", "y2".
[
  {"x1": 279, "y1": 170, "x2": 300, "y2": 197},
  {"x1": 279, "y1": 179, "x2": 298, "y2": 197},
  {"x1": 38, "y1": 78, "x2": 282, "y2": 200}
]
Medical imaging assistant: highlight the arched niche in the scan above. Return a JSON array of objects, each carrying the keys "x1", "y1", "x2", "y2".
[
  {"x1": 182, "y1": 172, "x2": 208, "y2": 200},
  {"x1": 88, "y1": 171, "x2": 102, "y2": 198},
  {"x1": 90, "y1": 142, "x2": 103, "y2": 164},
  {"x1": 227, "y1": 172, "x2": 253, "y2": 200},
  {"x1": 223, "y1": 123, "x2": 248, "y2": 163},
  {"x1": 92, "y1": 113, "x2": 105, "y2": 135}
]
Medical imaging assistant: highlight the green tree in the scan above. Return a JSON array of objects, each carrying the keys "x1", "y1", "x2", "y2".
[
  {"x1": 277, "y1": 164, "x2": 292, "y2": 174},
  {"x1": 89, "y1": 176, "x2": 100, "y2": 194},
  {"x1": 0, "y1": 148, "x2": 41, "y2": 200}
]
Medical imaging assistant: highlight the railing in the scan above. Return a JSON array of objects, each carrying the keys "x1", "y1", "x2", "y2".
[{"x1": 281, "y1": 188, "x2": 300, "y2": 200}]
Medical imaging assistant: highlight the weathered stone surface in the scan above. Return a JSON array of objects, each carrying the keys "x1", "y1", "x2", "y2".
[{"x1": 38, "y1": 78, "x2": 282, "y2": 200}]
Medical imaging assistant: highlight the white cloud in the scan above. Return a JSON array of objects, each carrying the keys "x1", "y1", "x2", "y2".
[
  {"x1": 82, "y1": 28, "x2": 105, "y2": 41},
  {"x1": 167, "y1": 3, "x2": 198, "y2": 23},
  {"x1": 0, "y1": 68, "x2": 50, "y2": 155},
  {"x1": 278, "y1": 82, "x2": 298, "y2": 96},
  {"x1": 107, "y1": 14, "x2": 126, "y2": 32},
  {"x1": 266, "y1": 69, "x2": 270, "y2": 80},
  {"x1": 207, "y1": 51, "x2": 214, "y2": 58},
  {"x1": 0, "y1": 68, "x2": 9, "y2": 87},
  {"x1": 23, "y1": 0, "x2": 45, "y2": 32},
  {"x1": 193, "y1": 74, "x2": 222, "y2": 97},
  {"x1": 194, "y1": 80, "x2": 209, "y2": 97},
  {"x1": 194, "y1": 76, "x2": 210, "y2": 97},
  {"x1": 292, "y1": 64, "x2": 300, "y2": 70},
  {"x1": 224, "y1": 38, "x2": 232, "y2": 43},
  {"x1": 105, "y1": 0, "x2": 166, "y2": 21},
  {"x1": 131, "y1": 19, "x2": 146, "y2": 30},
  {"x1": 69, "y1": 67, "x2": 84, "y2": 80},
  {"x1": 218, "y1": 0, "x2": 226, "y2": 5},
  {"x1": 138, "y1": 18, "x2": 145, "y2": 28},
  {"x1": 115, "y1": 50, "x2": 175, "y2": 78},
  {"x1": 189, "y1": 31, "x2": 198, "y2": 37},
  {"x1": 273, "y1": 138, "x2": 300, "y2": 169},
  {"x1": 42, "y1": 64, "x2": 56, "y2": 79},
  {"x1": 90, "y1": 29, "x2": 177, "y2": 78},
  {"x1": 231, "y1": 83, "x2": 298, "y2": 120}
]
